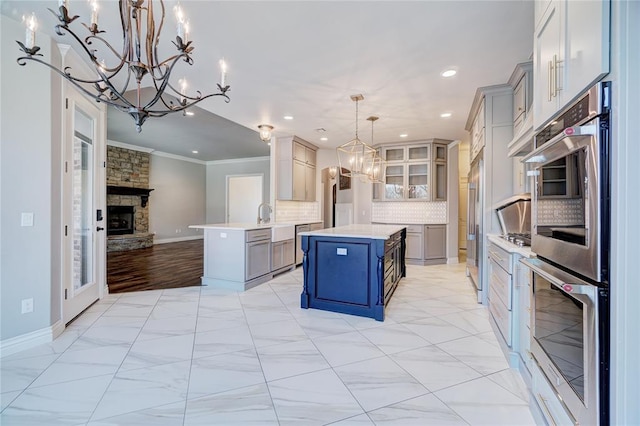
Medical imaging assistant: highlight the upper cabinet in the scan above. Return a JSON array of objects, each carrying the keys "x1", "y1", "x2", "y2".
[
  {"x1": 508, "y1": 62, "x2": 534, "y2": 158},
  {"x1": 533, "y1": 0, "x2": 610, "y2": 130},
  {"x1": 469, "y1": 101, "x2": 486, "y2": 163},
  {"x1": 373, "y1": 140, "x2": 450, "y2": 202},
  {"x1": 277, "y1": 136, "x2": 318, "y2": 202}
]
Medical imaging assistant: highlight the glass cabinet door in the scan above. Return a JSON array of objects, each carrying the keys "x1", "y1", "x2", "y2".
[
  {"x1": 384, "y1": 147, "x2": 405, "y2": 162},
  {"x1": 408, "y1": 146, "x2": 429, "y2": 161},
  {"x1": 408, "y1": 163, "x2": 429, "y2": 199},
  {"x1": 385, "y1": 165, "x2": 404, "y2": 199}
]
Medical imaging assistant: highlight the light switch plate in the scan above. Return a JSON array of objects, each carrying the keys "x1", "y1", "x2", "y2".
[
  {"x1": 336, "y1": 248, "x2": 347, "y2": 256},
  {"x1": 21, "y1": 213, "x2": 34, "y2": 227}
]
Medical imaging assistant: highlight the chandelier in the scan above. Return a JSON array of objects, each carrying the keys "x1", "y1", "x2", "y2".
[
  {"x1": 336, "y1": 94, "x2": 375, "y2": 179},
  {"x1": 258, "y1": 124, "x2": 274, "y2": 144},
  {"x1": 16, "y1": 0, "x2": 230, "y2": 132}
]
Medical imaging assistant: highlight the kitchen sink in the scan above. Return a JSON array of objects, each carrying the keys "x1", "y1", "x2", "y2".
[{"x1": 270, "y1": 224, "x2": 295, "y2": 242}]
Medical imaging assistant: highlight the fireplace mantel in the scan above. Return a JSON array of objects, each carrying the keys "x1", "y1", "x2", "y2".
[{"x1": 107, "y1": 186, "x2": 155, "y2": 207}]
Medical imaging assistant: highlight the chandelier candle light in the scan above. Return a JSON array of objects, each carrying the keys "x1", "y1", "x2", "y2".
[
  {"x1": 337, "y1": 94, "x2": 376, "y2": 179},
  {"x1": 16, "y1": 0, "x2": 231, "y2": 132}
]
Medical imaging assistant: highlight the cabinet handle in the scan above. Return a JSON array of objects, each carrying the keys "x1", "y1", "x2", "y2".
[
  {"x1": 553, "y1": 54, "x2": 563, "y2": 96},
  {"x1": 538, "y1": 394, "x2": 558, "y2": 426},
  {"x1": 548, "y1": 60, "x2": 553, "y2": 102}
]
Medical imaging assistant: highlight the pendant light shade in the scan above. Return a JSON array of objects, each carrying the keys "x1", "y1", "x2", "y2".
[
  {"x1": 336, "y1": 94, "x2": 375, "y2": 178},
  {"x1": 365, "y1": 116, "x2": 385, "y2": 184}
]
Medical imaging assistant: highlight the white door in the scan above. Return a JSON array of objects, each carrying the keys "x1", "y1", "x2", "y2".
[
  {"x1": 63, "y1": 87, "x2": 105, "y2": 324},
  {"x1": 227, "y1": 175, "x2": 263, "y2": 223}
]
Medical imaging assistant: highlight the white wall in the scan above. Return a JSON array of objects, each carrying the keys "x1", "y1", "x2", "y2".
[
  {"x1": 149, "y1": 153, "x2": 206, "y2": 242},
  {"x1": 205, "y1": 157, "x2": 270, "y2": 223},
  {"x1": 1, "y1": 16, "x2": 63, "y2": 342}
]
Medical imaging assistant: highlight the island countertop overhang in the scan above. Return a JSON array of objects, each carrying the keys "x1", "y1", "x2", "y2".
[{"x1": 298, "y1": 224, "x2": 406, "y2": 240}]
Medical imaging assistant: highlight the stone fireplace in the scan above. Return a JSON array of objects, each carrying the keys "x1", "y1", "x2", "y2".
[{"x1": 106, "y1": 145, "x2": 154, "y2": 252}]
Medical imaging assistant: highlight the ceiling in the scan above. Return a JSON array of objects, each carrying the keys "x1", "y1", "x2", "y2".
[{"x1": 2, "y1": 1, "x2": 534, "y2": 162}]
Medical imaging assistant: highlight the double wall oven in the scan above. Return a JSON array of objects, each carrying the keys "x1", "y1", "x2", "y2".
[{"x1": 523, "y1": 82, "x2": 610, "y2": 425}]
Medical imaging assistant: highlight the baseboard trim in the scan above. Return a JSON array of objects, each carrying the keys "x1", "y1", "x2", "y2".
[
  {"x1": 447, "y1": 257, "x2": 460, "y2": 264},
  {"x1": 0, "y1": 320, "x2": 64, "y2": 358},
  {"x1": 154, "y1": 235, "x2": 203, "y2": 245}
]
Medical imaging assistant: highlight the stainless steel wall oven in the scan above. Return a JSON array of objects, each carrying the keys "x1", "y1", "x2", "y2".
[{"x1": 524, "y1": 82, "x2": 610, "y2": 425}]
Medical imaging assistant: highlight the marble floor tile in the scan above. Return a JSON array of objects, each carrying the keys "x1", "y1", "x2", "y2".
[
  {"x1": 294, "y1": 315, "x2": 356, "y2": 339},
  {"x1": 2, "y1": 263, "x2": 536, "y2": 426},
  {"x1": 0, "y1": 390, "x2": 21, "y2": 411},
  {"x1": 136, "y1": 315, "x2": 197, "y2": 341},
  {"x1": 119, "y1": 333, "x2": 195, "y2": 371},
  {"x1": 0, "y1": 353, "x2": 60, "y2": 393},
  {"x1": 434, "y1": 376, "x2": 536, "y2": 425},
  {"x1": 256, "y1": 339, "x2": 330, "y2": 382},
  {"x1": 249, "y1": 318, "x2": 308, "y2": 348},
  {"x1": 437, "y1": 335, "x2": 510, "y2": 376},
  {"x1": 311, "y1": 331, "x2": 385, "y2": 367},
  {"x1": 29, "y1": 345, "x2": 128, "y2": 388},
  {"x1": 187, "y1": 349, "x2": 265, "y2": 399},
  {"x1": 334, "y1": 356, "x2": 429, "y2": 411},
  {"x1": 1, "y1": 374, "x2": 113, "y2": 426},
  {"x1": 184, "y1": 383, "x2": 278, "y2": 425},
  {"x1": 192, "y1": 324, "x2": 254, "y2": 359},
  {"x1": 87, "y1": 401, "x2": 186, "y2": 426},
  {"x1": 91, "y1": 361, "x2": 190, "y2": 420},
  {"x1": 390, "y1": 345, "x2": 482, "y2": 391},
  {"x1": 366, "y1": 393, "x2": 468, "y2": 425},
  {"x1": 268, "y1": 369, "x2": 364, "y2": 426},
  {"x1": 402, "y1": 316, "x2": 471, "y2": 344},
  {"x1": 358, "y1": 323, "x2": 430, "y2": 355},
  {"x1": 439, "y1": 309, "x2": 494, "y2": 335}
]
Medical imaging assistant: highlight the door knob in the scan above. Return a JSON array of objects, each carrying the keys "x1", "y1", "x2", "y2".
[{"x1": 97, "y1": 226, "x2": 105, "y2": 232}]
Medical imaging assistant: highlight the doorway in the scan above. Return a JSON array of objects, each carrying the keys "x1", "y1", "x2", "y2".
[
  {"x1": 63, "y1": 87, "x2": 106, "y2": 324},
  {"x1": 227, "y1": 174, "x2": 264, "y2": 223}
]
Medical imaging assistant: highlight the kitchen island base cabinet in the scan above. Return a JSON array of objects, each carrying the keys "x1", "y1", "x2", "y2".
[{"x1": 300, "y1": 225, "x2": 406, "y2": 321}]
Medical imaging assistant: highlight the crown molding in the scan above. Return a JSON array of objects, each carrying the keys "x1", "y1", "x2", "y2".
[
  {"x1": 107, "y1": 140, "x2": 155, "y2": 153},
  {"x1": 150, "y1": 151, "x2": 206, "y2": 165},
  {"x1": 206, "y1": 156, "x2": 270, "y2": 166}
]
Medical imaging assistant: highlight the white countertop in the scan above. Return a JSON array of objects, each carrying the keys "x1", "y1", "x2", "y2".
[
  {"x1": 487, "y1": 234, "x2": 535, "y2": 257},
  {"x1": 299, "y1": 224, "x2": 406, "y2": 240},
  {"x1": 189, "y1": 220, "x2": 322, "y2": 231}
]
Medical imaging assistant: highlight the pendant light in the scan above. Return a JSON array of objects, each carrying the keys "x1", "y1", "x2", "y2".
[
  {"x1": 336, "y1": 94, "x2": 375, "y2": 178},
  {"x1": 366, "y1": 116, "x2": 385, "y2": 184}
]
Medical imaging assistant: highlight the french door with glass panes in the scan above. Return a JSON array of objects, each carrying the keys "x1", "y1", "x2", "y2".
[{"x1": 63, "y1": 86, "x2": 106, "y2": 324}]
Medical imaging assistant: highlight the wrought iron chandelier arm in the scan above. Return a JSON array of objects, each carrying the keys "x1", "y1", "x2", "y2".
[
  {"x1": 144, "y1": 91, "x2": 230, "y2": 116},
  {"x1": 17, "y1": 54, "x2": 133, "y2": 112}
]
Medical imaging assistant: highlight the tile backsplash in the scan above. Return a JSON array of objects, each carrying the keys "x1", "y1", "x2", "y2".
[
  {"x1": 371, "y1": 201, "x2": 447, "y2": 224},
  {"x1": 537, "y1": 198, "x2": 584, "y2": 226},
  {"x1": 275, "y1": 201, "x2": 320, "y2": 222}
]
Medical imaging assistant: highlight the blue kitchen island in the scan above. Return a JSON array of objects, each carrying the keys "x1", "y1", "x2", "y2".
[{"x1": 299, "y1": 224, "x2": 406, "y2": 321}]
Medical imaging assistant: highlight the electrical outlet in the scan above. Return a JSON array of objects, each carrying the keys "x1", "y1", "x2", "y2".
[{"x1": 21, "y1": 298, "x2": 34, "y2": 314}]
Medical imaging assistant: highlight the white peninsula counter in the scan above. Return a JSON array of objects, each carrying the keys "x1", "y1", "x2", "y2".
[{"x1": 189, "y1": 223, "x2": 297, "y2": 290}]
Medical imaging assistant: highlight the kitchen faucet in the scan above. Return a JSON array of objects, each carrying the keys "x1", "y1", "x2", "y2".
[{"x1": 257, "y1": 202, "x2": 272, "y2": 224}]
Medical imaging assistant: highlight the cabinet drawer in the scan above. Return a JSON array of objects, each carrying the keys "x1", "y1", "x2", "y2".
[
  {"x1": 246, "y1": 229, "x2": 271, "y2": 242},
  {"x1": 489, "y1": 294, "x2": 512, "y2": 346},
  {"x1": 488, "y1": 243, "x2": 511, "y2": 274},
  {"x1": 489, "y1": 257, "x2": 512, "y2": 310},
  {"x1": 532, "y1": 362, "x2": 576, "y2": 426},
  {"x1": 405, "y1": 224, "x2": 423, "y2": 233}
]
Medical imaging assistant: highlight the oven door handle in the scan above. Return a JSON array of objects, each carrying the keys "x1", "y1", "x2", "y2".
[
  {"x1": 520, "y1": 258, "x2": 598, "y2": 303},
  {"x1": 524, "y1": 124, "x2": 597, "y2": 164}
]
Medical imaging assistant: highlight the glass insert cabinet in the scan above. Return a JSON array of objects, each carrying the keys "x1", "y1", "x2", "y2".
[{"x1": 373, "y1": 140, "x2": 449, "y2": 201}]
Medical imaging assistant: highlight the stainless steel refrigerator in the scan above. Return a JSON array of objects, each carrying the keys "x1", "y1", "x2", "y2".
[{"x1": 466, "y1": 153, "x2": 483, "y2": 299}]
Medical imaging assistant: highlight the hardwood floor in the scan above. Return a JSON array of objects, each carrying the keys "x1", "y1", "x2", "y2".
[{"x1": 107, "y1": 239, "x2": 203, "y2": 293}]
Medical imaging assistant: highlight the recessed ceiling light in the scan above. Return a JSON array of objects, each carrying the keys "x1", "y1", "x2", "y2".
[
  {"x1": 192, "y1": 150, "x2": 198, "y2": 154},
  {"x1": 440, "y1": 112, "x2": 452, "y2": 118},
  {"x1": 283, "y1": 115, "x2": 293, "y2": 120},
  {"x1": 320, "y1": 137, "x2": 328, "y2": 141},
  {"x1": 441, "y1": 69, "x2": 457, "y2": 78},
  {"x1": 185, "y1": 111, "x2": 195, "y2": 116},
  {"x1": 399, "y1": 134, "x2": 408, "y2": 138}
]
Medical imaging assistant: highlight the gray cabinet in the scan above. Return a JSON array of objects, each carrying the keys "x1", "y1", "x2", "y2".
[
  {"x1": 374, "y1": 223, "x2": 446, "y2": 265},
  {"x1": 245, "y1": 230, "x2": 271, "y2": 281},
  {"x1": 424, "y1": 225, "x2": 446, "y2": 263},
  {"x1": 272, "y1": 239, "x2": 294, "y2": 273},
  {"x1": 277, "y1": 136, "x2": 318, "y2": 201},
  {"x1": 374, "y1": 140, "x2": 450, "y2": 202}
]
